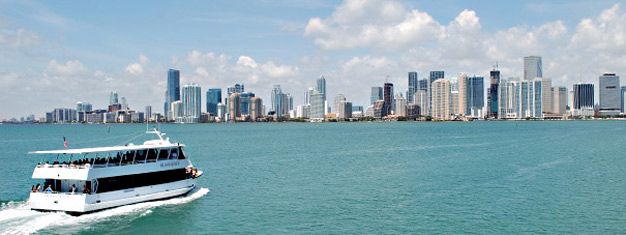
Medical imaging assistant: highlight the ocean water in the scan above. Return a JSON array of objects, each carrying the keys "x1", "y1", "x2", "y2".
[{"x1": 0, "y1": 121, "x2": 625, "y2": 234}]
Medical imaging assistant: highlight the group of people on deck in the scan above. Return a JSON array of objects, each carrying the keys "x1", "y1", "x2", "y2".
[{"x1": 31, "y1": 183, "x2": 91, "y2": 194}]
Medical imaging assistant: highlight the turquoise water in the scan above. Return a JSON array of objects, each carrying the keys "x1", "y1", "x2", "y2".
[{"x1": 0, "y1": 121, "x2": 625, "y2": 234}]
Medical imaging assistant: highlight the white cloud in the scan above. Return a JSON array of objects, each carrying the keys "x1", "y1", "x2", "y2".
[
  {"x1": 125, "y1": 63, "x2": 144, "y2": 76},
  {"x1": 261, "y1": 61, "x2": 299, "y2": 78},
  {"x1": 236, "y1": 56, "x2": 258, "y2": 68},
  {"x1": 45, "y1": 59, "x2": 88, "y2": 76},
  {"x1": 139, "y1": 54, "x2": 150, "y2": 65}
]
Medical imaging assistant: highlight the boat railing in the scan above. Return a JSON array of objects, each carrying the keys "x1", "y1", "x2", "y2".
[
  {"x1": 36, "y1": 163, "x2": 92, "y2": 169},
  {"x1": 31, "y1": 191, "x2": 92, "y2": 195}
]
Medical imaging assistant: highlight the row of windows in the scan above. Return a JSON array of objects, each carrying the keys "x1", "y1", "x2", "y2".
[{"x1": 95, "y1": 169, "x2": 188, "y2": 193}]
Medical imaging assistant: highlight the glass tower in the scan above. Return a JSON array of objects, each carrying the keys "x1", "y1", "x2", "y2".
[
  {"x1": 206, "y1": 88, "x2": 222, "y2": 116},
  {"x1": 407, "y1": 72, "x2": 418, "y2": 104}
]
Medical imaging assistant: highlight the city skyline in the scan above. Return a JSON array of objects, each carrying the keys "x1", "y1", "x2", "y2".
[{"x1": 1, "y1": 0, "x2": 626, "y2": 119}]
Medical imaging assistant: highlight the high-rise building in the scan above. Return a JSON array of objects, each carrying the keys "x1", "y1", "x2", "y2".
[
  {"x1": 206, "y1": 88, "x2": 222, "y2": 116},
  {"x1": 333, "y1": 94, "x2": 346, "y2": 114},
  {"x1": 109, "y1": 91, "x2": 118, "y2": 105},
  {"x1": 395, "y1": 94, "x2": 407, "y2": 117},
  {"x1": 519, "y1": 78, "x2": 542, "y2": 118},
  {"x1": 418, "y1": 79, "x2": 428, "y2": 91},
  {"x1": 551, "y1": 87, "x2": 567, "y2": 115},
  {"x1": 229, "y1": 93, "x2": 241, "y2": 120},
  {"x1": 271, "y1": 85, "x2": 290, "y2": 118},
  {"x1": 121, "y1": 97, "x2": 128, "y2": 110},
  {"x1": 164, "y1": 69, "x2": 180, "y2": 120},
  {"x1": 170, "y1": 100, "x2": 183, "y2": 122},
  {"x1": 182, "y1": 83, "x2": 201, "y2": 123},
  {"x1": 415, "y1": 90, "x2": 427, "y2": 114},
  {"x1": 337, "y1": 101, "x2": 352, "y2": 120},
  {"x1": 310, "y1": 90, "x2": 325, "y2": 120},
  {"x1": 428, "y1": 71, "x2": 444, "y2": 116},
  {"x1": 498, "y1": 78, "x2": 521, "y2": 119},
  {"x1": 373, "y1": 100, "x2": 385, "y2": 118},
  {"x1": 622, "y1": 86, "x2": 626, "y2": 113},
  {"x1": 487, "y1": 68, "x2": 500, "y2": 118},
  {"x1": 457, "y1": 74, "x2": 468, "y2": 116},
  {"x1": 225, "y1": 83, "x2": 244, "y2": 114},
  {"x1": 431, "y1": 79, "x2": 450, "y2": 120},
  {"x1": 145, "y1": 105, "x2": 152, "y2": 121},
  {"x1": 370, "y1": 86, "x2": 383, "y2": 105},
  {"x1": 304, "y1": 87, "x2": 315, "y2": 105},
  {"x1": 467, "y1": 76, "x2": 484, "y2": 118},
  {"x1": 407, "y1": 72, "x2": 418, "y2": 104},
  {"x1": 523, "y1": 56, "x2": 542, "y2": 80},
  {"x1": 316, "y1": 76, "x2": 326, "y2": 102},
  {"x1": 250, "y1": 97, "x2": 263, "y2": 120},
  {"x1": 217, "y1": 103, "x2": 226, "y2": 121},
  {"x1": 240, "y1": 92, "x2": 255, "y2": 116},
  {"x1": 541, "y1": 78, "x2": 552, "y2": 114},
  {"x1": 599, "y1": 73, "x2": 621, "y2": 115},
  {"x1": 573, "y1": 83, "x2": 594, "y2": 110},
  {"x1": 383, "y1": 83, "x2": 393, "y2": 116}
]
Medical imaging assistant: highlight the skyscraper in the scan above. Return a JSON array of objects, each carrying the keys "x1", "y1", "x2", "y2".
[
  {"x1": 145, "y1": 105, "x2": 152, "y2": 121},
  {"x1": 170, "y1": 100, "x2": 183, "y2": 122},
  {"x1": 467, "y1": 75, "x2": 484, "y2": 117},
  {"x1": 370, "y1": 86, "x2": 383, "y2": 105},
  {"x1": 337, "y1": 101, "x2": 352, "y2": 120},
  {"x1": 316, "y1": 76, "x2": 326, "y2": 101},
  {"x1": 573, "y1": 83, "x2": 594, "y2": 110},
  {"x1": 333, "y1": 94, "x2": 346, "y2": 114},
  {"x1": 487, "y1": 68, "x2": 500, "y2": 118},
  {"x1": 457, "y1": 74, "x2": 468, "y2": 116},
  {"x1": 310, "y1": 90, "x2": 324, "y2": 120},
  {"x1": 407, "y1": 72, "x2": 418, "y2": 104},
  {"x1": 217, "y1": 103, "x2": 226, "y2": 121},
  {"x1": 272, "y1": 85, "x2": 284, "y2": 118},
  {"x1": 383, "y1": 83, "x2": 393, "y2": 116},
  {"x1": 622, "y1": 86, "x2": 626, "y2": 113},
  {"x1": 250, "y1": 97, "x2": 263, "y2": 120},
  {"x1": 418, "y1": 79, "x2": 428, "y2": 91},
  {"x1": 109, "y1": 91, "x2": 118, "y2": 105},
  {"x1": 182, "y1": 83, "x2": 201, "y2": 123},
  {"x1": 498, "y1": 78, "x2": 521, "y2": 119},
  {"x1": 229, "y1": 93, "x2": 241, "y2": 120},
  {"x1": 523, "y1": 56, "x2": 542, "y2": 80},
  {"x1": 431, "y1": 79, "x2": 450, "y2": 120},
  {"x1": 519, "y1": 78, "x2": 542, "y2": 118},
  {"x1": 206, "y1": 88, "x2": 222, "y2": 116},
  {"x1": 395, "y1": 94, "x2": 407, "y2": 117},
  {"x1": 541, "y1": 78, "x2": 552, "y2": 114},
  {"x1": 552, "y1": 87, "x2": 567, "y2": 115},
  {"x1": 428, "y1": 71, "x2": 444, "y2": 116},
  {"x1": 599, "y1": 73, "x2": 621, "y2": 115},
  {"x1": 164, "y1": 69, "x2": 180, "y2": 120},
  {"x1": 240, "y1": 92, "x2": 255, "y2": 116}
]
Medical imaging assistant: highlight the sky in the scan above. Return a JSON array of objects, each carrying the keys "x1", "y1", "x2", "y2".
[{"x1": 1, "y1": 0, "x2": 625, "y2": 119}]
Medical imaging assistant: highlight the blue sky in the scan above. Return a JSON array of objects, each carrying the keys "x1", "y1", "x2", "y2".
[{"x1": 0, "y1": 0, "x2": 625, "y2": 119}]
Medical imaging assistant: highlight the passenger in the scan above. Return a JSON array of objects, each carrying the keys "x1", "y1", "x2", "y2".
[
  {"x1": 36, "y1": 183, "x2": 42, "y2": 192},
  {"x1": 70, "y1": 161, "x2": 75, "y2": 168},
  {"x1": 68, "y1": 185, "x2": 73, "y2": 193},
  {"x1": 70, "y1": 184, "x2": 76, "y2": 194},
  {"x1": 82, "y1": 185, "x2": 90, "y2": 194},
  {"x1": 31, "y1": 185, "x2": 36, "y2": 192},
  {"x1": 45, "y1": 185, "x2": 53, "y2": 193}
]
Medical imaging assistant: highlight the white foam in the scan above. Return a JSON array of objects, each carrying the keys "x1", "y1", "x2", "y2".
[{"x1": 0, "y1": 187, "x2": 210, "y2": 235}]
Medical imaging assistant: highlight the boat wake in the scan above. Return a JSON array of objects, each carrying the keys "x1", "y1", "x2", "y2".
[{"x1": 0, "y1": 187, "x2": 210, "y2": 235}]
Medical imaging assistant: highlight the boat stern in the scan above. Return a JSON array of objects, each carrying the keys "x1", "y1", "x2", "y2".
[{"x1": 29, "y1": 192, "x2": 87, "y2": 214}]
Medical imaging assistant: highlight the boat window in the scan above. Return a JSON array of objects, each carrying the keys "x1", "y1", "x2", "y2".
[
  {"x1": 170, "y1": 148, "x2": 179, "y2": 159},
  {"x1": 146, "y1": 149, "x2": 157, "y2": 162},
  {"x1": 95, "y1": 169, "x2": 187, "y2": 193},
  {"x1": 122, "y1": 151, "x2": 135, "y2": 165},
  {"x1": 178, "y1": 147, "x2": 186, "y2": 159},
  {"x1": 157, "y1": 149, "x2": 169, "y2": 160},
  {"x1": 136, "y1": 150, "x2": 147, "y2": 163}
]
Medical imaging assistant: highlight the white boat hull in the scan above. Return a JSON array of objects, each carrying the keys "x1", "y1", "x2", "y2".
[{"x1": 29, "y1": 178, "x2": 197, "y2": 215}]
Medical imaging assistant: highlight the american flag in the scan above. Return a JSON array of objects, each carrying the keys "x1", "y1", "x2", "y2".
[{"x1": 63, "y1": 136, "x2": 68, "y2": 149}]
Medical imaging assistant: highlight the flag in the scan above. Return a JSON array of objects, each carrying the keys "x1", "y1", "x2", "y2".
[{"x1": 63, "y1": 136, "x2": 68, "y2": 149}]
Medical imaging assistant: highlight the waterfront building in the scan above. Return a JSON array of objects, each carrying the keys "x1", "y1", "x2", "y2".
[
  {"x1": 552, "y1": 87, "x2": 568, "y2": 115},
  {"x1": 408, "y1": 72, "x2": 418, "y2": 104},
  {"x1": 428, "y1": 71, "x2": 444, "y2": 116},
  {"x1": 352, "y1": 106, "x2": 364, "y2": 117},
  {"x1": 450, "y1": 91, "x2": 459, "y2": 115},
  {"x1": 271, "y1": 85, "x2": 291, "y2": 118},
  {"x1": 573, "y1": 83, "x2": 594, "y2": 110},
  {"x1": 304, "y1": 87, "x2": 315, "y2": 105},
  {"x1": 431, "y1": 79, "x2": 450, "y2": 120},
  {"x1": 622, "y1": 86, "x2": 626, "y2": 113},
  {"x1": 487, "y1": 68, "x2": 500, "y2": 118},
  {"x1": 498, "y1": 78, "x2": 520, "y2": 119},
  {"x1": 310, "y1": 90, "x2": 325, "y2": 120},
  {"x1": 217, "y1": 103, "x2": 226, "y2": 121},
  {"x1": 519, "y1": 78, "x2": 542, "y2": 118},
  {"x1": 457, "y1": 74, "x2": 468, "y2": 116},
  {"x1": 164, "y1": 69, "x2": 180, "y2": 120},
  {"x1": 121, "y1": 97, "x2": 128, "y2": 110},
  {"x1": 170, "y1": 100, "x2": 183, "y2": 122},
  {"x1": 229, "y1": 93, "x2": 241, "y2": 120},
  {"x1": 337, "y1": 101, "x2": 352, "y2": 120},
  {"x1": 523, "y1": 56, "x2": 542, "y2": 80},
  {"x1": 109, "y1": 91, "x2": 118, "y2": 105},
  {"x1": 370, "y1": 87, "x2": 383, "y2": 105},
  {"x1": 598, "y1": 73, "x2": 621, "y2": 115},
  {"x1": 316, "y1": 76, "x2": 326, "y2": 102},
  {"x1": 250, "y1": 97, "x2": 263, "y2": 120},
  {"x1": 407, "y1": 103, "x2": 420, "y2": 118},
  {"x1": 145, "y1": 105, "x2": 152, "y2": 121},
  {"x1": 206, "y1": 88, "x2": 222, "y2": 116},
  {"x1": 373, "y1": 100, "x2": 385, "y2": 118},
  {"x1": 296, "y1": 104, "x2": 311, "y2": 118},
  {"x1": 225, "y1": 83, "x2": 244, "y2": 114},
  {"x1": 383, "y1": 83, "x2": 393, "y2": 116},
  {"x1": 333, "y1": 94, "x2": 346, "y2": 115},
  {"x1": 395, "y1": 94, "x2": 407, "y2": 117},
  {"x1": 240, "y1": 92, "x2": 255, "y2": 116},
  {"x1": 467, "y1": 75, "x2": 484, "y2": 118},
  {"x1": 182, "y1": 83, "x2": 201, "y2": 123},
  {"x1": 418, "y1": 79, "x2": 428, "y2": 91},
  {"x1": 541, "y1": 78, "x2": 553, "y2": 114},
  {"x1": 415, "y1": 90, "x2": 427, "y2": 115}
]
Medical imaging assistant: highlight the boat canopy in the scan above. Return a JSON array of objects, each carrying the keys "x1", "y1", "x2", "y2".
[{"x1": 29, "y1": 143, "x2": 185, "y2": 155}]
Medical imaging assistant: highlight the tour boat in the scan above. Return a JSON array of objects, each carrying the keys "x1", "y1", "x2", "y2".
[{"x1": 28, "y1": 128, "x2": 203, "y2": 215}]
